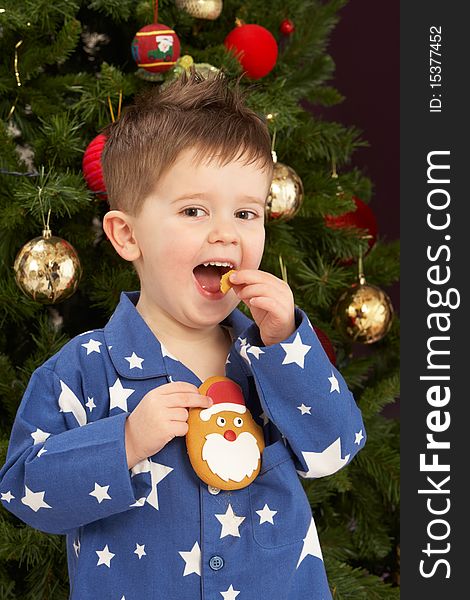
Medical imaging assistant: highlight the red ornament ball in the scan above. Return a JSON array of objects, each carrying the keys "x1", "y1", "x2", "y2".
[
  {"x1": 224, "y1": 23, "x2": 278, "y2": 79},
  {"x1": 279, "y1": 19, "x2": 295, "y2": 35},
  {"x1": 131, "y1": 23, "x2": 181, "y2": 73},
  {"x1": 313, "y1": 326, "x2": 336, "y2": 366},
  {"x1": 82, "y1": 133, "x2": 107, "y2": 198},
  {"x1": 324, "y1": 195, "x2": 378, "y2": 255}
]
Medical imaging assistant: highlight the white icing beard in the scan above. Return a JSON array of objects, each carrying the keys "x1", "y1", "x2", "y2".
[{"x1": 202, "y1": 431, "x2": 261, "y2": 483}]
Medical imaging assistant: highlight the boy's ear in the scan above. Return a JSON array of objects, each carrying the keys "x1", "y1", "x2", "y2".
[{"x1": 102, "y1": 210, "x2": 141, "y2": 262}]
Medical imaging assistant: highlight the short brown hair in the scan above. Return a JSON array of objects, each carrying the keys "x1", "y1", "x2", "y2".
[{"x1": 102, "y1": 69, "x2": 273, "y2": 215}]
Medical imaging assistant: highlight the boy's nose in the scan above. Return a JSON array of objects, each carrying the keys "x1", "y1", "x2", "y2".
[{"x1": 207, "y1": 221, "x2": 239, "y2": 245}]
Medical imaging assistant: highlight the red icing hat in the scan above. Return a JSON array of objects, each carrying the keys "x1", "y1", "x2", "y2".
[{"x1": 199, "y1": 378, "x2": 246, "y2": 422}]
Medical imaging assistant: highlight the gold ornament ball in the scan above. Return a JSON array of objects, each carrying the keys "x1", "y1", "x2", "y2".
[
  {"x1": 333, "y1": 283, "x2": 394, "y2": 344},
  {"x1": 169, "y1": 55, "x2": 221, "y2": 83},
  {"x1": 266, "y1": 161, "x2": 304, "y2": 221},
  {"x1": 14, "y1": 230, "x2": 82, "y2": 304},
  {"x1": 175, "y1": 0, "x2": 223, "y2": 20}
]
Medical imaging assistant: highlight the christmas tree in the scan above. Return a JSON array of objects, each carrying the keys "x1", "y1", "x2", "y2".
[{"x1": 0, "y1": 1, "x2": 399, "y2": 598}]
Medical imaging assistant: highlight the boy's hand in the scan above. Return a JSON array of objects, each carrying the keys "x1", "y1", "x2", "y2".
[
  {"x1": 229, "y1": 270, "x2": 296, "y2": 347},
  {"x1": 124, "y1": 382, "x2": 212, "y2": 469}
]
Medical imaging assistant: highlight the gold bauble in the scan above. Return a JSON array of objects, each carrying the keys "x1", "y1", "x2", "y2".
[
  {"x1": 162, "y1": 55, "x2": 221, "y2": 89},
  {"x1": 13, "y1": 228, "x2": 82, "y2": 304},
  {"x1": 333, "y1": 282, "x2": 394, "y2": 344},
  {"x1": 175, "y1": 0, "x2": 223, "y2": 20},
  {"x1": 266, "y1": 161, "x2": 304, "y2": 221}
]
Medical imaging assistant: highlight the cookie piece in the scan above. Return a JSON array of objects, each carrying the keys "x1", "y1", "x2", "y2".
[{"x1": 220, "y1": 269, "x2": 236, "y2": 294}]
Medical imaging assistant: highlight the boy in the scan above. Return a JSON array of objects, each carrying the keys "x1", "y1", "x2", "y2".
[{"x1": 0, "y1": 71, "x2": 366, "y2": 599}]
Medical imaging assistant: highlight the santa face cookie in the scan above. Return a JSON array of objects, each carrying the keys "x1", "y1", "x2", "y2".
[{"x1": 186, "y1": 376, "x2": 265, "y2": 490}]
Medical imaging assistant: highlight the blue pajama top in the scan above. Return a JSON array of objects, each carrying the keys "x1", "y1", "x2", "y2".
[{"x1": 0, "y1": 291, "x2": 366, "y2": 600}]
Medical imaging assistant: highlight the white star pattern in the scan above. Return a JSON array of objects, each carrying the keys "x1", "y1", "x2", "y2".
[
  {"x1": 328, "y1": 372, "x2": 340, "y2": 393},
  {"x1": 247, "y1": 345, "x2": 264, "y2": 360},
  {"x1": 81, "y1": 338, "x2": 102, "y2": 355},
  {"x1": 179, "y1": 541, "x2": 201, "y2": 576},
  {"x1": 355, "y1": 430, "x2": 364, "y2": 445},
  {"x1": 86, "y1": 397, "x2": 96, "y2": 412},
  {"x1": 21, "y1": 487, "x2": 52, "y2": 512},
  {"x1": 225, "y1": 354, "x2": 231, "y2": 365},
  {"x1": 297, "y1": 437, "x2": 350, "y2": 478},
  {"x1": 1, "y1": 491, "x2": 14, "y2": 503},
  {"x1": 37, "y1": 447, "x2": 47, "y2": 457},
  {"x1": 96, "y1": 544, "x2": 115, "y2": 568},
  {"x1": 125, "y1": 352, "x2": 144, "y2": 369},
  {"x1": 134, "y1": 543, "x2": 147, "y2": 559},
  {"x1": 215, "y1": 504, "x2": 246, "y2": 538},
  {"x1": 130, "y1": 497, "x2": 146, "y2": 508},
  {"x1": 280, "y1": 333, "x2": 311, "y2": 368},
  {"x1": 30, "y1": 428, "x2": 51, "y2": 444},
  {"x1": 220, "y1": 584, "x2": 240, "y2": 599},
  {"x1": 109, "y1": 378, "x2": 135, "y2": 412},
  {"x1": 297, "y1": 404, "x2": 312, "y2": 415},
  {"x1": 89, "y1": 482, "x2": 111, "y2": 503},
  {"x1": 297, "y1": 517, "x2": 323, "y2": 568},
  {"x1": 160, "y1": 343, "x2": 178, "y2": 361},
  {"x1": 239, "y1": 341, "x2": 251, "y2": 365},
  {"x1": 73, "y1": 538, "x2": 81, "y2": 557},
  {"x1": 58, "y1": 380, "x2": 87, "y2": 426},
  {"x1": 131, "y1": 458, "x2": 173, "y2": 510},
  {"x1": 256, "y1": 504, "x2": 277, "y2": 525}
]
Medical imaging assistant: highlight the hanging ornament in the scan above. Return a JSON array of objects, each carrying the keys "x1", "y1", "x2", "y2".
[
  {"x1": 14, "y1": 224, "x2": 82, "y2": 304},
  {"x1": 171, "y1": 54, "x2": 221, "y2": 81},
  {"x1": 224, "y1": 20, "x2": 278, "y2": 79},
  {"x1": 82, "y1": 93, "x2": 122, "y2": 199},
  {"x1": 279, "y1": 19, "x2": 295, "y2": 36},
  {"x1": 325, "y1": 195, "x2": 378, "y2": 255},
  {"x1": 131, "y1": 2, "x2": 180, "y2": 74},
  {"x1": 266, "y1": 148, "x2": 304, "y2": 221},
  {"x1": 175, "y1": 0, "x2": 223, "y2": 20},
  {"x1": 333, "y1": 252, "x2": 393, "y2": 344},
  {"x1": 82, "y1": 133, "x2": 108, "y2": 198}
]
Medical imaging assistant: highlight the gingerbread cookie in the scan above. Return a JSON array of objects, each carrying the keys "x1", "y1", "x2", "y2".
[{"x1": 186, "y1": 376, "x2": 265, "y2": 490}]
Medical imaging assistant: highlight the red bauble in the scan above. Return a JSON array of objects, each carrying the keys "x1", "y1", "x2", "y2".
[
  {"x1": 325, "y1": 196, "x2": 378, "y2": 255},
  {"x1": 313, "y1": 326, "x2": 336, "y2": 366},
  {"x1": 82, "y1": 133, "x2": 107, "y2": 198},
  {"x1": 131, "y1": 23, "x2": 181, "y2": 73},
  {"x1": 279, "y1": 19, "x2": 295, "y2": 35},
  {"x1": 224, "y1": 24, "x2": 278, "y2": 79}
]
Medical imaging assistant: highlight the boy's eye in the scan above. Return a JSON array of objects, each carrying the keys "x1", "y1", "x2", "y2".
[
  {"x1": 236, "y1": 210, "x2": 257, "y2": 220},
  {"x1": 183, "y1": 207, "x2": 206, "y2": 217}
]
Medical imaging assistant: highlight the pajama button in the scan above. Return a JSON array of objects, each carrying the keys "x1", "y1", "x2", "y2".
[
  {"x1": 208, "y1": 485, "x2": 220, "y2": 495},
  {"x1": 209, "y1": 555, "x2": 224, "y2": 571}
]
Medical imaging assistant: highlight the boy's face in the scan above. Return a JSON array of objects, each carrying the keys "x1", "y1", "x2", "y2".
[{"x1": 130, "y1": 147, "x2": 271, "y2": 329}]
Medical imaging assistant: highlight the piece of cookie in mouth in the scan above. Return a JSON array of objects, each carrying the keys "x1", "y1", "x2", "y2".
[{"x1": 193, "y1": 262, "x2": 235, "y2": 294}]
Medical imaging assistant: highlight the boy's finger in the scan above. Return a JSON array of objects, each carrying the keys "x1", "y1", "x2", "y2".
[
  {"x1": 166, "y1": 393, "x2": 213, "y2": 409},
  {"x1": 158, "y1": 381, "x2": 200, "y2": 394},
  {"x1": 230, "y1": 269, "x2": 275, "y2": 285},
  {"x1": 234, "y1": 283, "x2": 271, "y2": 301}
]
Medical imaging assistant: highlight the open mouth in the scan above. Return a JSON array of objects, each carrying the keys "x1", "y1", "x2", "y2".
[{"x1": 193, "y1": 261, "x2": 235, "y2": 295}]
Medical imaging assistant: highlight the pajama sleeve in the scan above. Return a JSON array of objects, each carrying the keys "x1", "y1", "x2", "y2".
[
  {"x1": 235, "y1": 307, "x2": 366, "y2": 479},
  {"x1": 0, "y1": 365, "x2": 138, "y2": 535}
]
